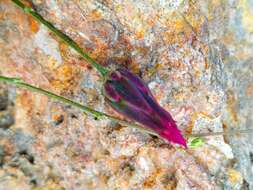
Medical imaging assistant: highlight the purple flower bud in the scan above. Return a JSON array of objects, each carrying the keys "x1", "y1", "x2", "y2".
[{"x1": 103, "y1": 68, "x2": 187, "y2": 148}]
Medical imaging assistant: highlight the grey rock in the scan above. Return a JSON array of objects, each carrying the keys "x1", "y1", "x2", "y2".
[{"x1": 0, "y1": 111, "x2": 14, "y2": 129}]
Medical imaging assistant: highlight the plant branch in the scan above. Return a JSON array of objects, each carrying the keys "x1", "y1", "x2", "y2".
[
  {"x1": 11, "y1": 0, "x2": 109, "y2": 77},
  {"x1": 187, "y1": 129, "x2": 253, "y2": 138},
  {"x1": 1, "y1": 75, "x2": 253, "y2": 140},
  {"x1": 0, "y1": 75, "x2": 157, "y2": 136}
]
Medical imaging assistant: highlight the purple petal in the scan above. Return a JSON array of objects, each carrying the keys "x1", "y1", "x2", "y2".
[
  {"x1": 103, "y1": 68, "x2": 187, "y2": 148},
  {"x1": 159, "y1": 128, "x2": 187, "y2": 148},
  {"x1": 106, "y1": 72, "x2": 151, "y2": 112},
  {"x1": 108, "y1": 98, "x2": 187, "y2": 148},
  {"x1": 104, "y1": 82, "x2": 121, "y2": 102},
  {"x1": 107, "y1": 99, "x2": 164, "y2": 130},
  {"x1": 117, "y1": 68, "x2": 153, "y2": 96}
]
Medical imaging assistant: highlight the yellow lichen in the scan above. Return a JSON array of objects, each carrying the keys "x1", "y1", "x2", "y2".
[
  {"x1": 227, "y1": 169, "x2": 243, "y2": 186},
  {"x1": 47, "y1": 56, "x2": 62, "y2": 70},
  {"x1": 239, "y1": 0, "x2": 253, "y2": 33},
  {"x1": 34, "y1": 179, "x2": 64, "y2": 190},
  {"x1": 50, "y1": 65, "x2": 80, "y2": 92},
  {"x1": 90, "y1": 9, "x2": 102, "y2": 20},
  {"x1": 29, "y1": 16, "x2": 39, "y2": 33},
  {"x1": 136, "y1": 28, "x2": 145, "y2": 39},
  {"x1": 115, "y1": 4, "x2": 122, "y2": 12}
]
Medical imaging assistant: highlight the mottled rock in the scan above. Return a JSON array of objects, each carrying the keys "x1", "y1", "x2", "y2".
[{"x1": 0, "y1": 0, "x2": 253, "y2": 189}]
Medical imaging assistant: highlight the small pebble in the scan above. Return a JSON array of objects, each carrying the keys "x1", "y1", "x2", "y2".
[
  {"x1": 0, "y1": 111, "x2": 14, "y2": 129},
  {"x1": 0, "y1": 145, "x2": 5, "y2": 166},
  {"x1": 0, "y1": 88, "x2": 8, "y2": 110}
]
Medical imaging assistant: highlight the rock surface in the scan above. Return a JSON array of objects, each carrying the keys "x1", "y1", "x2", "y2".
[{"x1": 0, "y1": 0, "x2": 252, "y2": 189}]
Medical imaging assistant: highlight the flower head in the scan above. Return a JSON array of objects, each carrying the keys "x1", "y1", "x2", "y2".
[{"x1": 103, "y1": 68, "x2": 187, "y2": 148}]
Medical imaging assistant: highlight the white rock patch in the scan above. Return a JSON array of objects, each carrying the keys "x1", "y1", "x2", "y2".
[{"x1": 34, "y1": 26, "x2": 62, "y2": 65}]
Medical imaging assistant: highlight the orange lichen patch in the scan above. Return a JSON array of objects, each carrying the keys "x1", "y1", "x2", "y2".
[
  {"x1": 129, "y1": 61, "x2": 141, "y2": 74},
  {"x1": 90, "y1": 9, "x2": 102, "y2": 20},
  {"x1": 171, "y1": 16, "x2": 187, "y2": 32},
  {"x1": 143, "y1": 168, "x2": 161, "y2": 188},
  {"x1": 135, "y1": 28, "x2": 145, "y2": 39},
  {"x1": 59, "y1": 42, "x2": 69, "y2": 57},
  {"x1": 89, "y1": 41, "x2": 109, "y2": 61},
  {"x1": 52, "y1": 114, "x2": 62, "y2": 123},
  {"x1": 143, "y1": 176, "x2": 156, "y2": 188},
  {"x1": 194, "y1": 70, "x2": 203, "y2": 78},
  {"x1": 204, "y1": 59, "x2": 210, "y2": 69},
  {"x1": 28, "y1": 16, "x2": 39, "y2": 33},
  {"x1": 227, "y1": 169, "x2": 243, "y2": 186},
  {"x1": 0, "y1": 10, "x2": 6, "y2": 20},
  {"x1": 50, "y1": 65, "x2": 80, "y2": 92}
]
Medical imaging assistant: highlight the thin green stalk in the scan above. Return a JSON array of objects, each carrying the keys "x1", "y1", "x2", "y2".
[
  {"x1": 0, "y1": 75, "x2": 157, "y2": 136},
  {"x1": 11, "y1": 0, "x2": 109, "y2": 77},
  {"x1": 1, "y1": 75, "x2": 253, "y2": 140},
  {"x1": 187, "y1": 129, "x2": 253, "y2": 138}
]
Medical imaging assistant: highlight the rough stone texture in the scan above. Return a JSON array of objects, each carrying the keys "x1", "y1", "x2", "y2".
[{"x1": 0, "y1": 0, "x2": 252, "y2": 189}]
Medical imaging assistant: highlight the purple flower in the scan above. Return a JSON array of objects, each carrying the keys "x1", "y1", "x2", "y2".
[{"x1": 103, "y1": 68, "x2": 187, "y2": 148}]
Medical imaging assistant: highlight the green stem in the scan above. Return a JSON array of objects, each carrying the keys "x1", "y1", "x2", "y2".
[
  {"x1": 0, "y1": 75, "x2": 157, "y2": 136},
  {"x1": 1, "y1": 75, "x2": 253, "y2": 140},
  {"x1": 11, "y1": 0, "x2": 109, "y2": 77},
  {"x1": 187, "y1": 129, "x2": 253, "y2": 138}
]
